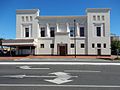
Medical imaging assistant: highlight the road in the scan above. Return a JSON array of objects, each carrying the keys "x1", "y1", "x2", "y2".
[{"x1": 0, "y1": 61, "x2": 120, "y2": 90}]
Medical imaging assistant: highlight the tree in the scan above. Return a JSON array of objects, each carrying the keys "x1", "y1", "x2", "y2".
[
  {"x1": 0, "y1": 38, "x2": 4, "y2": 50},
  {"x1": 111, "y1": 40, "x2": 120, "y2": 55}
]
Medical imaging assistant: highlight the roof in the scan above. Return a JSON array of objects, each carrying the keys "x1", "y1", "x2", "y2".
[
  {"x1": 2, "y1": 39, "x2": 34, "y2": 46},
  {"x1": 86, "y1": 8, "x2": 110, "y2": 13},
  {"x1": 36, "y1": 16, "x2": 86, "y2": 18},
  {"x1": 16, "y1": 9, "x2": 39, "y2": 14}
]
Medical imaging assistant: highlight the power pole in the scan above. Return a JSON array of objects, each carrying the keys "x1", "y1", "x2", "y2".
[{"x1": 74, "y1": 20, "x2": 76, "y2": 58}]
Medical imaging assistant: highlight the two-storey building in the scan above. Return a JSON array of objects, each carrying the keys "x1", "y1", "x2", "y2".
[{"x1": 2, "y1": 8, "x2": 111, "y2": 56}]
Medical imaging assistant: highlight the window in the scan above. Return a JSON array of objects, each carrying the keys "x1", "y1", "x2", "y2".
[
  {"x1": 104, "y1": 43, "x2": 106, "y2": 48},
  {"x1": 50, "y1": 27, "x2": 55, "y2": 37},
  {"x1": 22, "y1": 16, "x2": 24, "y2": 22},
  {"x1": 30, "y1": 16, "x2": 32, "y2": 21},
  {"x1": 40, "y1": 44, "x2": 44, "y2": 48},
  {"x1": 97, "y1": 43, "x2": 101, "y2": 48},
  {"x1": 92, "y1": 43, "x2": 95, "y2": 48},
  {"x1": 41, "y1": 27, "x2": 45, "y2": 37},
  {"x1": 26, "y1": 16, "x2": 28, "y2": 21},
  {"x1": 81, "y1": 44, "x2": 85, "y2": 48},
  {"x1": 93, "y1": 16, "x2": 96, "y2": 21},
  {"x1": 50, "y1": 44, "x2": 54, "y2": 48},
  {"x1": 102, "y1": 16, "x2": 105, "y2": 21},
  {"x1": 70, "y1": 27, "x2": 75, "y2": 37},
  {"x1": 80, "y1": 27, "x2": 85, "y2": 37},
  {"x1": 25, "y1": 28, "x2": 29, "y2": 37},
  {"x1": 71, "y1": 44, "x2": 74, "y2": 48},
  {"x1": 96, "y1": 27, "x2": 101, "y2": 37},
  {"x1": 97, "y1": 16, "x2": 100, "y2": 21}
]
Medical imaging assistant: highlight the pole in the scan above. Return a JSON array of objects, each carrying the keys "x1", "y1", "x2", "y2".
[{"x1": 74, "y1": 20, "x2": 76, "y2": 58}]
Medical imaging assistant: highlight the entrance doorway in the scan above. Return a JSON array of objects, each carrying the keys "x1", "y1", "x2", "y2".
[
  {"x1": 57, "y1": 44, "x2": 67, "y2": 56},
  {"x1": 97, "y1": 49, "x2": 101, "y2": 56}
]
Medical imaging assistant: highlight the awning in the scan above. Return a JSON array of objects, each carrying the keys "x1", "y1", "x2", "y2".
[{"x1": 2, "y1": 39, "x2": 35, "y2": 46}]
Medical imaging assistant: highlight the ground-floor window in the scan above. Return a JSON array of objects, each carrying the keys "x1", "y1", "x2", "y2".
[
  {"x1": 81, "y1": 43, "x2": 85, "y2": 48},
  {"x1": 71, "y1": 44, "x2": 74, "y2": 48},
  {"x1": 40, "y1": 44, "x2": 44, "y2": 48},
  {"x1": 50, "y1": 44, "x2": 54, "y2": 48}
]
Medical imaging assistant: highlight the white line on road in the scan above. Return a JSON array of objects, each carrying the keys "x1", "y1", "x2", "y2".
[
  {"x1": 0, "y1": 84, "x2": 120, "y2": 88},
  {"x1": 0, "y1": 62, "x2": 120, "y2": 65},
  {"x1": 18, "y1": 66, "x2": 50, "y2": 70},
  {"x1": 64, "y1": 70, "x2": 101, "y2": 73}
]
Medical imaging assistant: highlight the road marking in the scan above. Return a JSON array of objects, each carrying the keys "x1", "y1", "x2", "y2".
[
  {"x1": 18, "y1": 66, "x2": 50, "y2": 70},
  {"x1": 1, "y1": 75, "x2": 57, "y2": 79},
  {"x1": 64, "y1": 70, "x2": 101, "y2": 73},
  {"x1": 1, "y1": 62, "x2": 120, "y2": 65},
  {"x1": 45, "y1": 72, "x2": 77, "y2": 84},
  {"x1": 0, "y1": 84, "x2": 120, "y2": 87}
]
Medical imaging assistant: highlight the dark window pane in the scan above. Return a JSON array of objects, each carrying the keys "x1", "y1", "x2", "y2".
[
  {"x1": 71, "y1": 44, "x2": 74, "y2": 48},
  {"x1": 97, "y1": 27, "x2": 101, "y2": 36},
  {"x1": 70, "y1": 27, "x2": 75, "y2": 37},
  {"x1": 104, "y1": 44, "x2": 106, "y2": 48},
  {"x1": 50, "y1": 44, "x2": 54, "y2": 48},
  {"x1": 97, "y1": 43, "x2": 101, "y2": 48},
  {"x1": 41, "y1": 27, "x2": 45, "y2": 37},
  {"x1": 25, "y1": 28, "x2": 29, "y2": 37},
  {"x1": 50, "y1": 27, "x2": 55, "y2": 37},
  {"x1": 81, "y1": 44, "x2": 85, "y2": 48},
  {"x1": 40, "y1": 44, "x2": 44, "y2": 48},
  {"x1": 92, "y1": 43, "x2": 95, "y2": 48},
  {"x1": 80, "y1": 27, "x2": 84, "y2": 37}
]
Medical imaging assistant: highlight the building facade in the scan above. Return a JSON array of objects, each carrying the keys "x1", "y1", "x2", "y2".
[{"x1": 2, "y1": 8, "x2": 111, "y2": 56}]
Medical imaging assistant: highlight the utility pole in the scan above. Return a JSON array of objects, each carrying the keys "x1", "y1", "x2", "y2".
[{"x1": 74, "y1": 20, "x2": 76, "y2": 58}]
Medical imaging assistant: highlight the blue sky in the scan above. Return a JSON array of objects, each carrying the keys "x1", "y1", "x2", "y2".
[{"x1": 0, "y1": 0, "x2": 120, "y2": 39}]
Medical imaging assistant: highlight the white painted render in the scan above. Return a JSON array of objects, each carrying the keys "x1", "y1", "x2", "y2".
[{"x1": 15, "y1": 8, "x2": 111, "y2": 55}]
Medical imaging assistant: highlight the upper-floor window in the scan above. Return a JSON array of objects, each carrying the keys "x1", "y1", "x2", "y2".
[
  {"x1": 96, "y1": 27, "x2": 101, "y2": 37},
  {"x1": 22, "y1": 16, "x2": 24, "y2": 22},
  {"x1": 25, "y1": 28, "x2": 29, "y2": 37},
  {"x1": 26, "y1": 16, "x2": 29, "y2": 21},
  {"x1": 93, "y1": 16, "x2": 96, "y2": 21},
  {"x1": 50, "y1": 27, "x2": 55, "y2": 37},
  {"x1": 30, "y1": 16, "x2": 33, "y2": 21},
  {"x1": 97, "y1": 16, "x2": 100, "y2": 21},
  {"x1": 102, "y1": 16, "x2": 105, "y2": 21},
  {"x1": 70, "y1": 27, "x2": 75, "y2": 37},
  {"x1": 41, "y1": 27, "x2": 45, "y2": 37},
  {"x1": 80, "y1": 27, "x2": 85, "y2": 37}
]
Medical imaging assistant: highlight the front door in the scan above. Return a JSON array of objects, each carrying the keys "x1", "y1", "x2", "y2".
[
  {"x1": 58, "y1": 44, "x2": 67, "y2": 56},
  {"x1": 97, "y1": 49, "x2": 101, "y2": 56}
]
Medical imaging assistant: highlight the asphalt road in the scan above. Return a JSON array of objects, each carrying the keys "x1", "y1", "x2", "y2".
[{"x1": 0, "y1": 62, "x2": 120, "y2": 90}]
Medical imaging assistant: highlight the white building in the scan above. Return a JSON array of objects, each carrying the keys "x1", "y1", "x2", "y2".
[{"x1": 2, "y1": 8, "x2": 111, "y2": 56}]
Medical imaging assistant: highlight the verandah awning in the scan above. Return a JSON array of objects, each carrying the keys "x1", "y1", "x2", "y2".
[{"x1": 2, "y1": 39, "x2": 35, "y2": 46}]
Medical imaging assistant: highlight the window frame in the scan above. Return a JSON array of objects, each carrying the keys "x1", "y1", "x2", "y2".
[
  {"x1": 40, "y1": 44, "x2": 44, "y2": 48},
  {"x1": 50, "y1": 27, "x2": 55, "y2": 37},
  {"x1": 80, "y1": 27, "x2": 85, "y2": 37},
  {"x1": 96, "y1": 27, "x2": 101, "y2": 37},
  {"x1": 81, "y1": 43, "x2": 85, "y2": 48},
  {"x1": 50, "y1": 44, "x2": 54, "y2": 48},
  {"x1": 97, "y1": 43, "x2": 101, "y2": 48},
  {"x1": 71, "y1": 44, "x2": 74, "y2": 48},
  {"x1": 25, "y1": 28, "x2": 29, "y2": 37},
  {"x1": 41, "y1": 27, "x2": 46, "y2": 37}
]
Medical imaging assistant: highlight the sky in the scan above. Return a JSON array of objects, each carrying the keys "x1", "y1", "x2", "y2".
[{"x1": 0, "y1": 0, "x2": 120, "y2": 39}]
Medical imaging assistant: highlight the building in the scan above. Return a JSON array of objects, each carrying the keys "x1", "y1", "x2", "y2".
[{"x1": 2, "y1": 8, "x2": 111, "y2": 56}]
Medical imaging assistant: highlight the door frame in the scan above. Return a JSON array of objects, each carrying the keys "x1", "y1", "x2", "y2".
[{"x1": 57, "y1": 44, "x2": 67, "y2": 56}]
